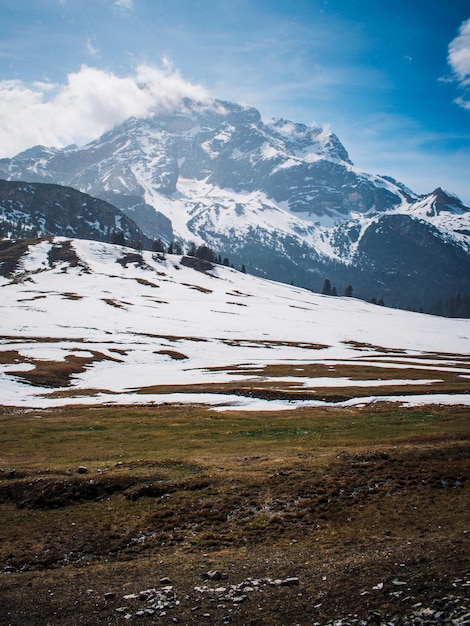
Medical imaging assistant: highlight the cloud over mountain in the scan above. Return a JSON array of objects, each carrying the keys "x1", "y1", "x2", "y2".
[{"x1": 0, "y1": 64, "x2": 210, "y2": 157}]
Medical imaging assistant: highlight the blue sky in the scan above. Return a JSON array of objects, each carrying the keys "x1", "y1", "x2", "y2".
[{"x1": 0, "y1": 0, "x2": 469, "y2": 203}]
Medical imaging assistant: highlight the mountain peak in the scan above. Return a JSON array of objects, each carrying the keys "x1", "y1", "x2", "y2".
[
  {"x1": 0, "y1": 94, "x2": 469, "y2": 314},
  {"x1": 425, "y1": 187, "x2": 468, "y2": 215}
]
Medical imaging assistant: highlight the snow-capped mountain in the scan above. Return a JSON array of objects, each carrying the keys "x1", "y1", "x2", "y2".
[
  {"x1": 1, "y1": 237, "x2": 469, "y2": 409},
  {"x1": 1, "y1": 98, "x2": 469, "y2": 311}
]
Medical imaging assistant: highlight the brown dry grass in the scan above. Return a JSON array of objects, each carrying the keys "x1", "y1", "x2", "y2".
[
  {"x1": 0, "y1": 402, "x2": 468, "y2": 624},
  {"x1": 8, "y1": 351, "x2": 122, "y2": 388},
  {"x1": 0, "y1": 405, "x2": 470, "y2": 626},
  {"x1": 130, "y1": 357, "x2": 469, "y2": 402},
  {"x1": 0, "y1": 238, "x2": 47, "y2": 277}
]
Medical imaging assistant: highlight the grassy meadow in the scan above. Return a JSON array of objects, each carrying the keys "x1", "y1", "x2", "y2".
[{"x1": 0, "y1": 401, "x2": 468, "y2": 624}]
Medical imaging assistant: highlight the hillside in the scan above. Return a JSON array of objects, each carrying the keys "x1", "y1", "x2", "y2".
[
  {"x1": 0, "y1": 179, "x2": 151, "y2": 247},
  {"x1": 1, "y1": 236, "x2": 469, "y2": 625},
  {"x1": 1, "y1": 237, "x2": 469, "y2": 410}
]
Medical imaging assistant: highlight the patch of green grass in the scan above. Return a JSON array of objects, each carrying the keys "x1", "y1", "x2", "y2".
[
  {"x1": 0, "y1": 403, "x2": 468, "y2": 473},
  {"x1": 239, "y1": 426, "x2": 318, "y2": 437}
]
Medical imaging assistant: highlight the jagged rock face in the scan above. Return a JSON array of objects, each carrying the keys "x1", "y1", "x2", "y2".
[
  {"x1": 0, "y1": 179, "x2": 150, "y2": 247},
  {"x1": 0, "y1": 99, "x2": 407, "y2": 222},
  {"x1": 0, "y1": 98, "x2": 469, "y2": 311}
]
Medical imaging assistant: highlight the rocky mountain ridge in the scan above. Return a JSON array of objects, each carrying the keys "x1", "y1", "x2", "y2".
[
  {"x1": 0, "y1": 179, "x2": 151, "y2": 248},
  {"x1": 0, "y1": 98, "x2": 469, "y2": 312}
]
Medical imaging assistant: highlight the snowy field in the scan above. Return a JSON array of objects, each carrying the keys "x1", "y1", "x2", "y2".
[{"x1": 1, "y1": 238, "x2": 469, "y2": 410}]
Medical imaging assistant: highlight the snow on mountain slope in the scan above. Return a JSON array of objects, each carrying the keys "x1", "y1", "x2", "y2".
[
  {"x1": 398, "y1": 187, "x2": 470, "y2": 252},
  {"x1": 0, "y1": 98, "x2": 469, "y2": 309},
  {"x1": 1, "y1": 238, "x2": 468, "y2": 410},
  {"x1": 0, "y1": 99, "x2": 417, "y2": 258}
]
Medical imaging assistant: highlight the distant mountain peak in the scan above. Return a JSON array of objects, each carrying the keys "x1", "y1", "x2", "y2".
[
  {"x1": 415, "y1": 187, "x2": 469, "y2": 217},
  {"x1": 430, "y1": 187, "x2": 464, "y2": 206}
]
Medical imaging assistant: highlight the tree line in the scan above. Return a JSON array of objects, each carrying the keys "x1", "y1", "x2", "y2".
[
  {"x1": 321, "y1": 278, "x2": 354, "y2": 298},
  {"x1": 130, "y1": 236, "x2": 247, "y2": 273},
  {"x1": 321, "y1": 278, "x2": 386, "y2": 305}
]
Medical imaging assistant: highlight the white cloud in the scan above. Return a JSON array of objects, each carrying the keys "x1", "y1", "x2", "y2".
[
  {"x1": 86, "y1": 39, "x2": 100, "y2": 57},
  {"x1": 455, "y1": 95, "x2": 470, "y2": 112},
  {"x1": 0, "y1": 64, "x2": 211, "y2": 157},
  {"x1": 114, "y1": 0, "x2": 133, "y2": 9},
  {"x1": 448, "y1": 18, "x2": 470, "y2": 82},
  {"x1": 448, "y1": 17, "x2": 470, "y2": 110}
]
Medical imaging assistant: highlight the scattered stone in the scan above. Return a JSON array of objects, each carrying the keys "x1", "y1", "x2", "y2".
[
  {"x1": 280, "y1": 577, "x2": 300, "y2": 587},
  {"x1": 113, "y1": 575, "x2": 468, "y2": 624},
  {"x1": 203, "y1": 570, "x2": 226, "y2": 581},
  {"x1": 104, "y1": 592, "x2": 116, "y2": 600},
  {"x1": 77, "y1": 466, "x2": 88, "y2": 474},
  {"x1": 232, "y1": 595, "x2": 247, "y2": 603},
  {"x1": 319, "y1": 594, "x2": 469, "y2": 625}
]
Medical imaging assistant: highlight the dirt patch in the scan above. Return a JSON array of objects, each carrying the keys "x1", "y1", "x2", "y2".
[
  {"x1": 47, "y1": 240, "x2": 85, "y2": 269},
  {"x1": 181, "y1": 255, "x2": 214, "y2": 273},
  {"x1": 226, "y1": 289, "x2": 252, "y2": 297},
  {"x1": 116, "y1": 252, "x2": 143, "y2": 267},
  {"x1": 135, "y1": 277, "x2": 159, "y2": 288},
  {"x1": 8, "y1": 350, "x2": 122, "y2": 388},
  {"x1": 157, "y1": 350, "x2": 189, "y2": 361},
  {"x1": 182, "y1": 282, "x2": 213, "y2": 294},
  {"x1": 343, "y1": 340, "x2": 407, "y2": 354},
  {"x1": 0, "y1": 350, "x2": 23, "y2": 365},
  {"x1": 102, "y1": 298, "x2": 129, "y2": 309},
  {"x1": 0, "y1": 237, "x2": 43, "y2": 277},
  {"x1": 220, "y1": 339, "x2": 328, "y2": 349},
  {"x1": 61, "y1": 292, "x2": 82, "y2": 300},
  {"x1": 0, "y1": 435, "x2": 468, "y2": 624},
  {"x1": 0, "y1": 470, "x2": 209, "y2": 510}
]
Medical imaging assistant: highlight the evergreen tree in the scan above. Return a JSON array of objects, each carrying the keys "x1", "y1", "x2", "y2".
[
  {"x1": 152, "y1": 238, "x2": 166, "y2": 253},
  {"x1": 168, "y1": 240, "x2": 183, "y2": 255},
  {"x1": 322, "y1": 279, "x2": 332, "y2": 295},
  {"x1": 195, "y1": 245, "x2": 217, "y2": 263},
  {"x1": 344, "y1": 285, "x2": 353, "y2": 297},
  {"x1": 132, "y1": 238, "x2": 143, "y2": 253},
  {"x1": 111, "y1": 230, "x2": 126, "y2": 246},
  {"x1": 131, "y1": 238, "x2": 143, "y2": 265},
  {"x1": 187, "y1": 241, "x2": 197, "y2": 257}
]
